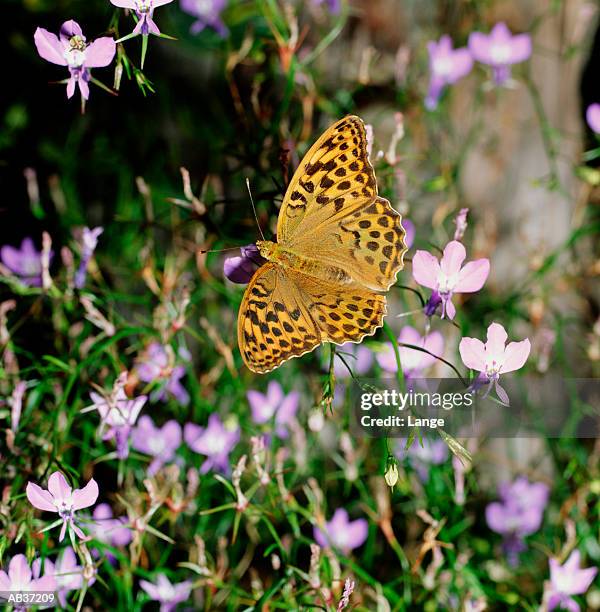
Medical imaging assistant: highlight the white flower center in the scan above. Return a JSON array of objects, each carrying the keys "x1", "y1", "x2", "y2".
[
  {"x1": 204, "y1": 435, "x2": 226, "y2": 455},
  {"x1": 64, "y1": 37, "x2": 86, "y2": 68},
  {"x1": 489, "y1": 43, "x2": 511, "y2": 65},
  {"x1": 194, "y1": 0, "x2": 214, "y2": 15},
  {"x1": 433, "y1": 56, "x2": 453, "y2": 77}
]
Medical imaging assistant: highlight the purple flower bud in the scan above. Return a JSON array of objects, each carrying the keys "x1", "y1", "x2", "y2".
[{"x1": 223, "y1": 244, "x2": 266, "y2": 285}]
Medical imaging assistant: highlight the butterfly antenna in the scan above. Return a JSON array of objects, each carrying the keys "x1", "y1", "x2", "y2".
[
  {"x1": 198, "y1": 246, "x2": 245, "y2": 254},
  {"x1": 246, "y1": 177, "x2": 266, "y2": 241}
]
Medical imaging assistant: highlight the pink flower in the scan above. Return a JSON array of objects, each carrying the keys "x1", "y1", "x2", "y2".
[
  {"x1": 426, "y1": 35, "x2": 473, "y2": 109},
  {"x1": 131, "y1": 415, "x2": 182, "y2": 474},
  {"x1": 468, "y1": 22, "x2": 532, "y2": 86},
  {"x1": 34, "y1": 20, "x2": 116, "y2": 100},
  {"x1": 0, "y1": 554, "x2": 56, "y2": 597},
  {"x1": 184, "y1": 414, "x2": 239, "y2": 474},
  {"x1": 412, "y1": 241, "x2": 490, "y2": 319},
  {"x1": 459, "y1": 322, "x2": 531, "y2": 404},
  {"x1": 377, "y1": 326, "x2": 444, "y2": 377},
  {"x1": 88, "y1": 375, "x2": 147, "y2": 459},
  {"x1": 0, "y1": 237, "x2": 50, "y2": 286},
  {"x1": 548, "y1": 550, "x2": 598, "y2": 612},
  {"x1": 44, "y1": 547, "x2": 95, "y2": 608},
  {"x1": 139, "y1": 574, "x2": 192, "y2": 612},
  {"x1": 247, "y1": 381, "x2": 299, "y2": 438},
  {"x1": 111, "y1": 0, "x2": 174, "y2": 37},
  {"x1": 586, "y1": 103, "x2": 600, "y2": 134},
  {"x1": 26, "y1": 471, "x2": 99, "y2": 542},
  {"x1": 314, "y1": 509, "x2": 368, "y2": 553}
]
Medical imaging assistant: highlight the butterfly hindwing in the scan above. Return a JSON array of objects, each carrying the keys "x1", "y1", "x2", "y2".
[{"x1": 238, "y1": 263, "x2": 322, "y2": 374}]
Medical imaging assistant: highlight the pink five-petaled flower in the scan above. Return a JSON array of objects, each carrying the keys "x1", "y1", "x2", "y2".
[
  {"x1": 377, "y1": 326, "x2": 444, "y2": 378},
  {"x1": 459, "y1": 322, "x2": 531, "y2": 404},
  {"x1": 548, "y1": 550, "x2": 598, "y2": 612},
  {"x1": 139, "y1": 574, "x2": 193, "y2": 612},
  {"x1": 111, "y1": 0, "x2": 174, "y2": 37},
  {"x1": 412, "y1": 240, "x2": 490, "y2": 320},
  {"x1": 184, "y1": 414, "x2": 239, "y2": 474},
  {"x1": 180, "y1": 0, "x2": 228, "y2": 37},
  {"x1": 247, "y1": 381, "x2": 299, "y2": 439},
  {"x1": 586, "y1": 104, "x2": 600, "y2": 134},
  {"x1": 44, "y1": 547, "x2": 96, "y2": 608},
  {"x1": 314, "y1": 509, "x2": 368, "y2": 554},
  {"x1": 88, "y1": 376, "x2": 147, "y2": 460},
  {"x1": 0, "y1": 237, "x2": 51, "y2": 287},
  {"x1": 136, "y1": 342, "x2": 190, "y2": 406},
  {"x1": 34, "y1": 20, "x2": 116, "y2": 100},
  {"x1": 468, "y1": 22, "x2": 532, "y2": 86},
  {"x1": 131, "y1": 415, "x2": 182, "y2": 475},
  {"x1": 0, "y1": 554, "x2": 56, "y2": 606},
  {"x1": 425, "y1": 35, "x2": 473, "y2": 110},
  {"x1": 486, "y1": 477, "x2": 549, "y2": 565},
  {"x1": 26, "y1": 471, "x2": 99, "y2": 542}
]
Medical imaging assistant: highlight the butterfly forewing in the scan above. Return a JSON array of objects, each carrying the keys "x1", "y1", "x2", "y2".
[{"x1": 277, "y1": 116, "x2": 406, "y2": 291}]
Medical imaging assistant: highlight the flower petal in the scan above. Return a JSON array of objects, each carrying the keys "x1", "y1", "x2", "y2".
[
  {"x1": 8, "y1": 554, "x2": 32, "y2": 587},
  {"x1": 501, "y1": 339, "x2": 531, "y2": 374},
  {"x1": 412, "y1": 250, "x2": 440, "y2": 289},
  {"x1": 85, "y1": 37, "x2": 116, "y2": 68},
  {"x1": 508, "y1": 34, "x2": 532, "y2": 64},
  {"x1": 454, "y1": 258, "x2": 490, "y2": 293},
  {"x1": 440, "y1": 241, "x2": 466, "y2": 276},
  {"x1": 34, "y1": 28, "x2": 67, "y2": 66},
  {"x1": 485, "y1": 323, "x2": 508, "y2": 359},
  {"x1": 26, "y1": 482, "x2": 56, "y2": 512},
  {"x1": 459, "y1": 337, "x2": 486, "y2": 371},
  {"x1": 71, "y1": 478, "x2": 99, "y2": 510},
  {"x1": 48, "y1": 472, "x2": 72, "y2": 501}
]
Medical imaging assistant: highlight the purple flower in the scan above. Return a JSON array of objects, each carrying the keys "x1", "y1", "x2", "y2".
[
  {"x1": 223, "y1": 244, "x2": 266, "y2": 284},
  {"x1": 333, "y1": 341, "x2": 374, "y2": 379},
  {"x1": 92, "y1": 503, "x2": 132, "y2": 547},
  {"x1": 469, "y1": 22, "x2": 532, "y2": 86},
  {"x1": 403, "y1": 219, "x2": 415, "y2": 250},
  {"x1": 0, "y1": 554, "x2": 56, "y2": 604},
  {"x1": 180, "y1": 0, "x2": 228, "y2": 36},
  {"x1": 137, "y1": 343, "x2": 190, "y2": 406},
  {"x1": 34, "y1": 20, "x2": 116, "y2": 100},
  {"x1": 75, "y1": 226, "x2": 103, "y2": 289},
  {"x1": 131, "y1": 415, "x2": 182, "y2": 475},
  {"x1": 412, "y1": 240, "x2": 490, "y2": 320},
  {"x1": 0, "y1": 238, "x2": 50, "y2": 286},
  {"x1": 139, "y1": 574, "x2": 192, "y2": 612},
  {"x1": 486, "y1": 477, "x2": 549, "y2": 564},
  {"x1": 377, "y1": 326, "x2": 444, "y2": 378},
  {"x1": 88, "y1": 384, "x2": 147, "y2": 459},
  {"x1": 184, "y1": 414, "x2": 239, "y2": 474},
  {"x1": 425, "y1": 35, "x2": 473, "y2": 110},
  {"x1": 459, "y1": 322, "x2": 531, "y2": 404},
  {"x1": 45, "y1": 547, "x2": 95, "y2": 608},
  {"x1": 586, "y1": 103, "x2": 600, "y2": 134},
  {"x1": 26, "y1": 471, "x2": 99, "y2": 542},
  {"x1": 247, "y1": 381, "x2": 299, "y2": 438},
  {"x1": 314, "y1": 509, "x2": 368, "y2": 553},
  {"x1": 548, "y1": 550, "x2": 598, "y2": 612},
  {"x1": 111, "y1": 0, "x2": 174, "y2": 36}
]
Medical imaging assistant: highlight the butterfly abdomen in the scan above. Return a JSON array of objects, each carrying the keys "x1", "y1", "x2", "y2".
[{"x1": 257, "y1": 240, "x2": 353, "y2": 284}]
